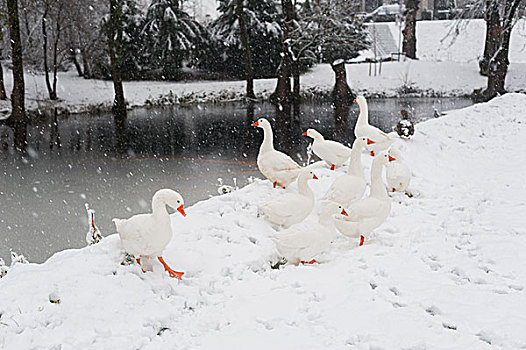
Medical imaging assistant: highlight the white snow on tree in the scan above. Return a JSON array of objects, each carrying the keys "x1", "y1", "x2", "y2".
[
  {"x1": 291, "y1": 0, "x2": 370, "y2": 65},
  {"x1": 208, "y1": 0, "x2": 282, "y2": 78},
  {"x1": 142, "y1": 0, "x2": 211, "y2": 79},
  {"x1": 85, "y1": 203, "x2": 103, "y2": 246}
]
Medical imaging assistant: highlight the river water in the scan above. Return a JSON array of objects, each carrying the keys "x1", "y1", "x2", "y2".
[{"x1": 0, "y1": 97, "x2": 473, "y2": 263}]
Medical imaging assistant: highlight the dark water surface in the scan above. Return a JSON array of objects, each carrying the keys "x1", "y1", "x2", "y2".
[{"x1": 0, "y1": 97, "x2": 473, "y2": 263}]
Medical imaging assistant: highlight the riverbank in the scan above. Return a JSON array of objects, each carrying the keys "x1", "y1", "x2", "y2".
[
  {"x1": 1, "y1": 93, "x2": 525, "y2": 348},
  {"x1": 1, "y1": 60, "x2": 525, "y2": 117},
  {"x1": 1, "y1": 18, "x2": 526, "y2": 116}
]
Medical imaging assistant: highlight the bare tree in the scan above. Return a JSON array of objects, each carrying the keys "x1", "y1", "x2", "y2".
[
  {"x1": 482, "y1": 0, "x2": 523, "y2": 100},
  {"x1": 235, "y1": 0, "x2": 255, "y2": 99},
  {"x1": 0, "y1": 62, "x2": 6, "y2": 100},
  {"x1": 109, "y1": 0, "x2": 127, "y2": 153},
  {"x1": 402, "y1": 0, "x2": 418, "y2": 59},
  {"x1": 64, "y1": 0, "x2": 107, "y2": 79},
  {"x1": 6, "y1": 0, "x2": 27, "y2": 151},
  {"x1": 42, "y1": 0, "x2": 64, "y2": 100},
  {"x1": 479, "y1": 0, "x2": 500, "y2": 75},
  {"x1": 0, "y1": 42, "x2": 6, "y2": 100},
  {"x1": 273, "y1": 0, "x2": 294, "y2": 105},
  {"x1": 0, "y1": 7, "x2": 7, "y2": 100}
]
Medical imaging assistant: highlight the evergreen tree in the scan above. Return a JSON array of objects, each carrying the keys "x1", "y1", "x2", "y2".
[
  {"x1": 121, "y1": 0, "x2": 147, "y2": 79},
  {"x1": 143, "y1": 0, "x2": 211, "y2": 79},
  {"x1": 209, "y1": 0, "x2": 282, "y2": 78},
  {"x1": 294, "y1": 0, "x2": 369, "y2": 64}
]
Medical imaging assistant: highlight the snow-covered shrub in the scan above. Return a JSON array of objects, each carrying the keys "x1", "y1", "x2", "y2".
[{"x1": 10, "y1": 252, "x2": 28, "y2": 265}]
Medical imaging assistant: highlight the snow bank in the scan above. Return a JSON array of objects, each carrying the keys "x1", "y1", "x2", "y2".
[
  {"x1": 1, "y1": 93, "x2": 526, "y2": 348},
  {"x1": 385, "y1": 18, "x2": 526, "y2": 63}
]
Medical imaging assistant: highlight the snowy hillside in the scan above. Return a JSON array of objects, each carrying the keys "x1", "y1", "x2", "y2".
[
  {"x1": 387, "y1": 18, "x2": 526, "y2": 63},
  {"x1": 1, "y1": 94, "x2": 526, "y2": 348}
]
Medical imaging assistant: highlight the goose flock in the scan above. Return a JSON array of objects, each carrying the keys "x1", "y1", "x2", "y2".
[{"x1": 113, "y1": 96, "x2": 413, "y2": 278}]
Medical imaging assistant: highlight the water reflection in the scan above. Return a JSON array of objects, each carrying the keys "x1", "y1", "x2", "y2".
[{"x1": 0, "y1": 97, "x2": 474, "y2": 263}]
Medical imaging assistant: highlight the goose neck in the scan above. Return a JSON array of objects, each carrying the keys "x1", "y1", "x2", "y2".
[
  {"x1": 347, "y1": 143, "x2": 364, "y2": 178},
  {"x1": 357, "y1": 102, "x2": 369, "y2": 126},
  {"x1": 297, "y1": 176, "x2": 314, "y2": 200},
  {"x1": 260, "y1": 124, "x2": 275, "y2": 153},
  {"x1": 370, "y1": 160, "x2": 388, "y2": 200}
]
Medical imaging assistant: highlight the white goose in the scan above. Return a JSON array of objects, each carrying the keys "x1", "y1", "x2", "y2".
[
  {"x1": 386, "y1": 148, "x2": 411, "y2": 193},
  {"x1": 252, "y1": 118, "x2": 301, "y2": 188},
  {"x1": 302, "y1": 128, "x2": 352, "y2": 170},
  {"x1": 272, "y1": 202, "x2": 348, "y2": 265},
  {"x1": 262, "y1": 169, "x2": 318, "y2": 228},
  {"x1": 334, "y1": 152, "x2": 395, "y2": 246},
  {"x1": 354, "y1": 96, "x2": 394, "y2": 156},
  {"x1": 113, "y1": 189, "x2": 186, "y2": 279},
  {"x1": 322, "y1": 136, "x2": 374, "y2": 207}
]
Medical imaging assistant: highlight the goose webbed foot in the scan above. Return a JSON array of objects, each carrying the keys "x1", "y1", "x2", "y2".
[
  {"x1": 136, "y1": 258, "x2": 147, "y2": 273},
  {"x1": 301, "y1": 259, "x2": 317, "y2": 265},
  {"x1": 158, "y1": 256, "x2": 184, "y2": 279}
]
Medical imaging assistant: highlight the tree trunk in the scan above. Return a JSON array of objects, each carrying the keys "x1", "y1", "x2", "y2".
[
  {"x1": 52, "y1": 4, "x2": 63, "y2": 100},
  {"x1": 68, "y1": 47, "x2": 83, "y2": 76},
  {"x1": 81, "y1": 49, "x2": 91, "y2": 79},
  {"x1": 402, "y1": 0, "x2": 418, "y2": 59},
  {"x1": 7, "y1": 0, "x2": 27, "y2": 152},
  {"x1": 331, "y1": 61, "x2": 353, "y2": 140},
  {"x1": 273, "y1": 0, "x2": 294, "y2": 105},
  {"x1": 42, "y1": 7, "x2": 55, "y2": 100},
  {"x1": 331, "y1": 61, "x2": 354, "y2": 107},
  {"x1": 483, "y1": 0, "x2": 522, "y2": 100},
  {"x1": 292, "y1": 62, "x2": 300, "y2": 123},
  {"x1": 235, "y1": 0, "x2": 255, "y2": 99},
  {"x1": 0, "y1": 63, "x2": 7, "y2": 100},
  {"x1": 109, "y1": 0, "x2": 127, "y2": 154},
  {"x1": 479, "y1": 0, "x2": 501, "y2": 76}
]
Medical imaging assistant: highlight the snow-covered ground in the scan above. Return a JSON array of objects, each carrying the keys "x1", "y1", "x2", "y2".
[
  {"x1": 1, "y1": 19, "x2": 525, "y2": 115},
  {"x1": 1, "y1": 93, "x2": 525, "y2": 348}
]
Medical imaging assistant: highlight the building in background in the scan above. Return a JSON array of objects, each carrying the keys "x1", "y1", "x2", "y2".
[{"x1": 363, "y1": 0, "x2": 484, "y2": 21}]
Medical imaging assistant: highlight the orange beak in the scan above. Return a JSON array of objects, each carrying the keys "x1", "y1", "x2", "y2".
[
  {"x1": 302, "y1": 131, "x2": 308, "y2": 136},
  {"x1": 388, "y1": 155, "x2": 396, "y2": 162},
  {"x1": 312, "y1": 173, "x2": 318, "y2": 180},
  {"x1": 177, "y1": 204, "x2": 186, "y2": 217},
  {"x1": 353, "y1": 98, "x2": 357, "y2": 103},
  {"x1": 367, "y1": 138, "x2": 375, "y2": 145},
  {"x1": 341, "y1": 208, "x2": 349, "y2": 216},
  {"x1": 398, "y1": 110, "x2": 402, "y2": 115},
  {"x1": 251, "y1": 121, "x2": 259, "y2": 127}
]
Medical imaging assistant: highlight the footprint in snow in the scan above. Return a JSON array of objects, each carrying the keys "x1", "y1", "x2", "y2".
[{"x1": 425, "y1": 305, "x2": 441, "y2": 317}]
